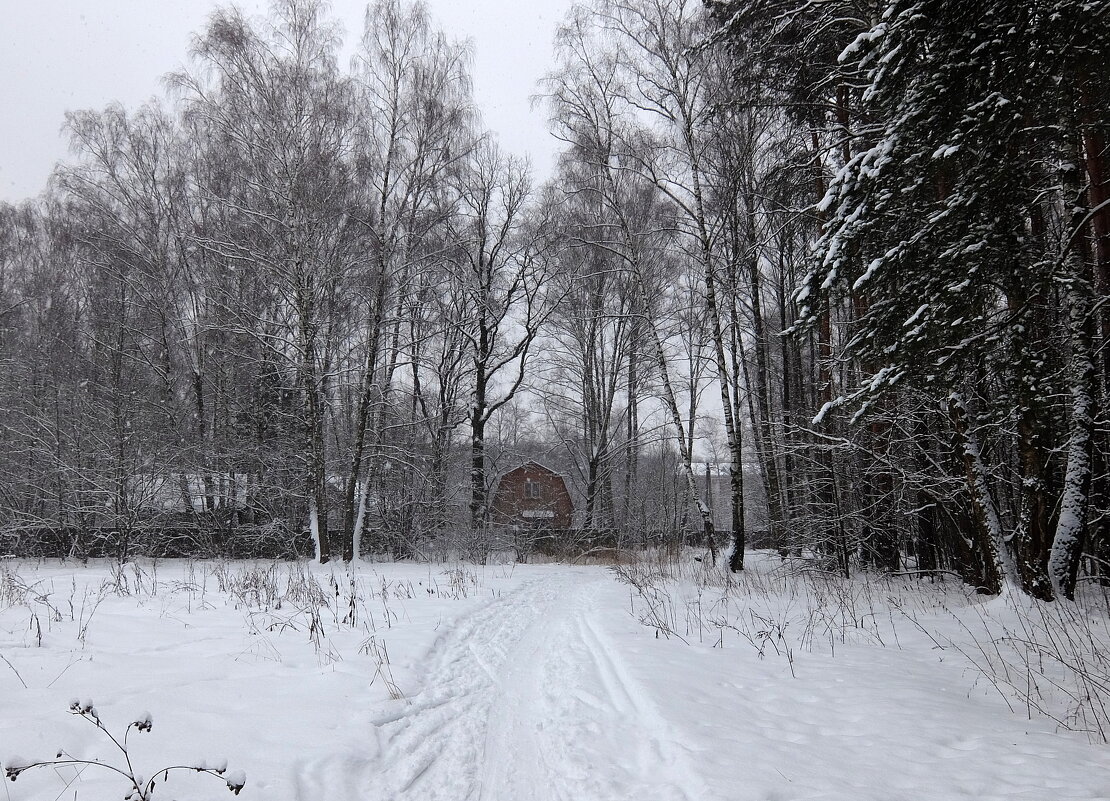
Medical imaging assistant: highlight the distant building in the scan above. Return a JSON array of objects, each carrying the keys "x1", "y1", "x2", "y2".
[{"x1": 491, "y1": 461, "x2": 574, "y2": 529}]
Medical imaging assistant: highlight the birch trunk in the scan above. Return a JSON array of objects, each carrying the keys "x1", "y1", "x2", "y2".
[
  {"x1": 1049, "y1": 274, "x2": 1095, "y2": 600},
  {"x1": 948, "y1": 392, "x2": 1017, "y2": 595}
]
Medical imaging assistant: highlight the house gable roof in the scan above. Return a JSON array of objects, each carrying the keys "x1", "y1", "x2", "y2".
[
  {"x1": 501, "y1": 460, "x2": 561, "y2": 478},
  {"x1": 492, "y1": 460, "x2": 572, "y2": 495}
]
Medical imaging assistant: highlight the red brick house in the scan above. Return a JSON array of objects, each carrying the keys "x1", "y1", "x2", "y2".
[{"x1": 491, "y1": 462, "x2": 574, "y2": 529}]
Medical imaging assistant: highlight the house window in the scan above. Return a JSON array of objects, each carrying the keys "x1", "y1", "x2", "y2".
[{"x1": 525, "y1": 479, "x2": 541, "y2": 500}]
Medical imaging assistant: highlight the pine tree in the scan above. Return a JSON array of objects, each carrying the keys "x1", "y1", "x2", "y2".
[{"x1": 807, "y1": 0, "x2": 1110, "y2": 596}]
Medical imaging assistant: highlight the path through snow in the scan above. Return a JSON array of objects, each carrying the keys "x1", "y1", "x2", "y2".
[
  {"x1": 318, "y1": 566, "x2": 1110, "y2": 800},
  {"x1": 5, "y1": 561, "x2": 1110, "y2": 801},
  {"x1": 352, "y1": 571, "x2": 712, "y2": 801}
]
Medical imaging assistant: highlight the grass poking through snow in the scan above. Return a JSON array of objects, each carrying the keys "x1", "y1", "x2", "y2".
[{"x1": 614, "y1": 550, "x2": 1110, "y2": 743}]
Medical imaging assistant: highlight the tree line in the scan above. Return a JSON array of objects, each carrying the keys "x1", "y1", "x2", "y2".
[{"x1": 1, "y1": 0, "x2": 1108, "y2": 600}]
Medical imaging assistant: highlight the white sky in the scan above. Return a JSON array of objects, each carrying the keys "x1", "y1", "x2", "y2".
[{"x1": 0, "y1": 0, "x2": 576, "y2": 203}]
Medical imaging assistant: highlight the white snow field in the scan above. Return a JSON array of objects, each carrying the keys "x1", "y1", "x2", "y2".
[{"x1": 2, "y1": 555, "x2": 1110, "y2": 800}]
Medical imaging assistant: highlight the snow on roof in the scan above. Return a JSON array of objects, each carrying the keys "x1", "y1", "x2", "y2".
[{"x1": 498, "y1": 460, "x2": 569, "y2": 480}]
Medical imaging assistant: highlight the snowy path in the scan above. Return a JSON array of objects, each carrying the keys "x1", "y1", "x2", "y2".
[
  {"x1": 349, "y1": 571, "x2": 713, "y2": 801},
  {"x1": 307, "y1": 567, "x2": 1110, "y2": 801},
  {"x1": 6, "y1": 561, "x2": 1110, "y2": 801}
]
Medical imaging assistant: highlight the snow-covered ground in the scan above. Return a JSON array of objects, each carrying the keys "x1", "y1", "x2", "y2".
[{"x1": 2, "y1": 555, "x2": 1109, "y2": 800}]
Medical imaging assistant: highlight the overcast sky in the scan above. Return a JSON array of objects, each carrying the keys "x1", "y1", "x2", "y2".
[{"x1": 0, "y1": 0, "x2": 575, "y2": 203}]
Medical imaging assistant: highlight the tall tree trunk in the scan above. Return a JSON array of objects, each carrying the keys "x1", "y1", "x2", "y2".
[
  {"x1": 1079, "y1": 89, "x2": 1110, "y2": 392},
  {"x1": 341, "y1": 253, "x2": 391, "y2": 561},
  {"x1": 624, "y1": 322, "x2": 640, "y2": 535},
  {"x1": 302, "y1": 326, "x2": 330, "y2": 564},
  {"x1": 1079, "y1": 88, "x2": 1110, "y2": 591},
  {"x1": 636, "y1": 279, "x2": 717, "y2": 562},
  {"x1": 1005, "y1": 264, "x2": 1054, "y2": 599},
  {"x1": 948, "y1": 392, "x2": 1016, "y2": 594},
  {"x1": 688, "y1": 162, "x2": 740, "y2": 569},
  {"x1": 1049, "y1": 271, "x2": 1095, "y2": 600},
  {"x1": 811, "y1": 129, "x2": 843, "y2": 566},
  {"x1": 470, "y1": 353, "x2": 488, "y2": 532},
  {"x1": 1049, "y1": 146, "x2": 1100, "y2": 600},
  {"x1": 743, "y1": 214, "x2": 784, "y2": 545}
]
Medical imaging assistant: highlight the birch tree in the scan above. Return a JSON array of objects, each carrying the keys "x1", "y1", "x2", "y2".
[
  {"x1": 545, "y1": 17, "x2": 720, "y2": 557},
  {"x1": 175, "y1": 0, "x2": 355, "y2": 561},
  {"x1": 341, "y1": 0, "x2": 472, "y2": 559}
]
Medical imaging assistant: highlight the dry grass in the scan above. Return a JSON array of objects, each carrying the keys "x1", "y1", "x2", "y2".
[{"x1": 614, "y1": 549, "x2": 1110, "y2": 743}]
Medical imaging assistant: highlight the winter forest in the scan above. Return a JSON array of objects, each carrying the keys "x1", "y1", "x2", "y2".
[
  {"x1": 4, "y1": 1, "x2": 1110, "y2": 797},
  {"x1": 4, "y1": 0, "x2": 1110, "y2": 597}
]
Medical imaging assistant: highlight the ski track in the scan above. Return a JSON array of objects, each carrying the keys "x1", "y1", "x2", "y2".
[{"x1": 324, "y1": 572, "x2": 712, "y2": 801}]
